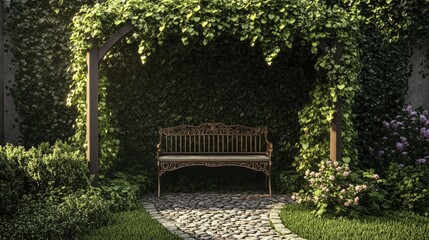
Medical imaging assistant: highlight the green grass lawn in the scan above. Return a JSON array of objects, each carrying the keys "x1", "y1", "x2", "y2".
[
  {"x1": 80, "y1": 207, "x2": 181, "y2": 240},
  {"x1": 280, "y1": 204, "x2": 429, "y2": 240}
]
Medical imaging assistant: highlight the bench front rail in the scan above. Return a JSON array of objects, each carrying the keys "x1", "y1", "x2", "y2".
[{"x1": 156, "y1": 123, "x2": 273, "y2": 197}]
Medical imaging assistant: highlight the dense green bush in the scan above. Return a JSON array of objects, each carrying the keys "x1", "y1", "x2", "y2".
[
  {"x1": 25, "y1": 141, "x2": 90, "y2": 191},
  {"x1": 0, "y1": 149, "x2": 25, "y2": 216},
  {"x1": 0, "y1": 189, "x2": 110, "y2": 240},
  {"x1": 0, "y1": 141, "x2": 90, "y2": 193},
  {"x1": 0, "y1": 142, "x2": 110, "y2": 240},
  {"x1": 0, "y1": 141, "x2": 90, "y2": 216},
  {"x1": 385, "y1": 163, "x2": 429, "y2": 215},
  {"x1": 369, "y1": 105, "x2": 429, "y2": 214}
]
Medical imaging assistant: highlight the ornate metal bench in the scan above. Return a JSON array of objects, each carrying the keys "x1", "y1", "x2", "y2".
[{"x1": 156, "y1": 123, "x2": 273, "y2": 197}]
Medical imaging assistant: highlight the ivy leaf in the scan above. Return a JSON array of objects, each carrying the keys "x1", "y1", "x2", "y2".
[
  {"x1": 342, "y1": 157, "x2": 351, "y2": 164},
  {"x1": 337, "y1": 84, "x2": 345, "y2": 90},
  {"x1": 319, "y1": 59, "x2": 326, "y2": 68}
]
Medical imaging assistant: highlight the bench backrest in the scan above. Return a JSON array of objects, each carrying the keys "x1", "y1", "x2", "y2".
[{"x1": 158, "y1": 123, "x2": 269, "y2": 155}]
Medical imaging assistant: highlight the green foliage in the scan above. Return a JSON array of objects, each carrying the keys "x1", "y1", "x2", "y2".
[
  {"x1": 273, "y1": 170, "x2": 303, "y2": 194},
  {"x1": 354, "y1": 27, "x2": 411, "y2": 168},
  {"x1": 0, "y1": 188, "x2": 111, "y2": 240},
  {"x1": 0, "y1": 141, "x2": 89, "y2": 217},
  {"x1": 384, "y1": 163, "x2": 429, "y2": 215},
  {"x1": 280, "y1": 204, "x2": 429, "y2": 240},
  {"x1": 369, "y1": 105, "x2": 429, "y2": 171},
  {"x1": 108, "y1": 37, "x2": 315, "y2": 171},
  {"x1": 69, "y1": 0, "x2": 361, "y2": 175},
  {"x1": 355, "y1": 0, "x2": 429, "y2": 42},
  {"x1": 25, "y1": 141, "x2": 90, "y2": 191},
  {"x1": 80, "y1": 207, "x2": 181, "y2": 240},
  {"x1": 0, "y1": 150, "x2": 25, "y2": 216},
  {"x1": 8, "y1": 0, "x2": 80, "y2": 146},
  {"x1": 367, "y1": 105, "x2": 429, "y2": 214}
]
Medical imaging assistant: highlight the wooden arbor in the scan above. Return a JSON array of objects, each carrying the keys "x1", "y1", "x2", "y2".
[{"x1": 86, "y1": 23, "x2": 342, "y2": 186}]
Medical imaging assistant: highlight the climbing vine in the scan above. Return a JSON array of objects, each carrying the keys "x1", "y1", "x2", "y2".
[{"x1": 68, "y1": 0, "x2": 361, "y2": 172}]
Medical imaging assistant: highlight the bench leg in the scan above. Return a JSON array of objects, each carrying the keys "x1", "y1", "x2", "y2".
[
  {"x1": 268, "y1": 173, "x2": 272, "y2": 197},
  {"x1": 157, "y1": 162, "x2": 161, "y2": 197},
  {"x1": 158, "y1": 174, "x2": 161, "y2": 197}
]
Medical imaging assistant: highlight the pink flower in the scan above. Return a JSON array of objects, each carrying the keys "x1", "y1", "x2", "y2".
[
  {"x1": 362, "y1": 185, "x2": 368, "y2": 191},
  {"x1": 340, "y1": 189, "x2": 346, "y2": 194},
  {"x1": 333, "y1": 161, "x2": 339, "y2": 167},
  {"x1": 326, "y1": 161, "x2": 332, "y2": 167},
  {"x1": 315, "y1": 172, "x2": 321, "y2": 178},
  {"x1": 343, "y1": 171, "x2": 350, "y2": 177},
  {"x1": 329, "y1": 175, "x2": 336, "y2": 181},
  {"x1": 344, "y1": 202, "x2": 350, "y2": 207},
  {"x1": 336, "y1": 166, "x2": 342, "y2": 172},
  {"x1": 373, "y1": 174, "x2": 380, "y2": 180},
  {"x1": 355, "y1": 185, "x2": 363, "y2": 192},
  {"x1": 305, "y1": 170, "x2": 310, "y2": 176},
  {"x1": 354, "y1": 197, "x2": 359, "y2": 205}
]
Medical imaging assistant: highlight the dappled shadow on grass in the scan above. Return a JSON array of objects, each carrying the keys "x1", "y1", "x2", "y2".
[
  {"x1": 280, "y1": 204, "x2": 429, "y2": 240},
  {"x1": 79, "y1": 207, "x2": 181, "y2": 240}
]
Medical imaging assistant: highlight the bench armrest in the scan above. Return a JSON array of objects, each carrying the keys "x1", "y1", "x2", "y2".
[{"x1": 266, "y1": 142, "x2": 273, "y2": 157}]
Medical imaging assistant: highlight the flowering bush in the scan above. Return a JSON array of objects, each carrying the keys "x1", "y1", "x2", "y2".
[
  {"x1": 369, "y1": 105, "x2": 429, "y2": 214},
  {"x1": 370, "y1": 105, "x2": 429, "y2": 171},
  {"x1": 293, "y1": 160, "x2": 384, "y2": 217}
]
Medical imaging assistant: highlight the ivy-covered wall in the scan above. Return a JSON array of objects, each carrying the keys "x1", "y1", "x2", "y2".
[
  {"x1": 354, "y1": 26, "x2": 412, "y2": 168},
  {"x1": 105, "y1": 36, "x2": 316, "y2": 171},
  {"x1": 6, "y1": 0, "x2": 429, "y2": 174}
]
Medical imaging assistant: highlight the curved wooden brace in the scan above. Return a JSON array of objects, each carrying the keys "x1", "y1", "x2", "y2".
[{"x1": 99, "y1": 22, "x2": 134, "y2": 61}]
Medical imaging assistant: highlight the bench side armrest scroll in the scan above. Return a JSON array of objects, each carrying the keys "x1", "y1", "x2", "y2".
[
  {"x1": 157, "y1": 128, "x2": 163, "y2": 158},
  {"x1": 263, "y1": 127, "x2": 273, "y2": 157}
]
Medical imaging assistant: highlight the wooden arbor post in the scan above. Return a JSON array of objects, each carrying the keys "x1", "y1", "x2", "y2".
[
  {"x1": 329, "y1": 42, "x2": 343, "y2": 162},
  {"x1": 330, "y1": 100, "x2": 342, "y2": 162},
  {"x1": 86, "y1": 23, "x2": 134, "y2": 186},
  {"x1": 318, "y1": 40, "x2": 344, "y2": 162}
]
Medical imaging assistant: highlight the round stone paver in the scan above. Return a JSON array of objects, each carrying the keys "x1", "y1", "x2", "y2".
[{"x1": 141, "y1": 192, "x2": 298, "y2": 240}]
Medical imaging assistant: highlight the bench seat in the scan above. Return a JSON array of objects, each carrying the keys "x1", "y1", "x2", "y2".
[{"x1": 159, "y1": 155, "x2": 269, "y2": 162}]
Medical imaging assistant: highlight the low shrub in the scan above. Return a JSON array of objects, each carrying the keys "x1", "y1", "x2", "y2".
[
  {"x1": 280, "y1": 204, "x2": 429, "y2": 240},
  {"x1": 384, "y1": 163, "x2": 429, "y2": 215},
  {"x1": 99, "y1": 168, "x2": 154, "y2": 212},
  {"x1": 25, "y1": 141, "x2": 90, "y2": 191},
  {"x1": 0, "y1": 188, "x2": 110, "y2": 240},
  {"x1": 293, "y1": 160, "x2": 385, "y2": 216},
  {"x1": 370, "y1": 105, "x2": 429, "y2": 214},
  {"x1": 0, "y1": 141, "x2": 105, "y2": 240},
  {"x1": 0, "y1": 149, "x2": 25, "y2": 216}
]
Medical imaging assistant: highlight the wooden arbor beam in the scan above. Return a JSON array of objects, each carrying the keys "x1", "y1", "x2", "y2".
[
  {"x1": 87, "y1": 22, "x2": 134, "y2": 186},
  {"x1": 319, "y1": 40, "x2": 344, "y2": 162}
]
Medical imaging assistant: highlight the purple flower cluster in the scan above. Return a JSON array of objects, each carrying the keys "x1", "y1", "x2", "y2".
[
  {"x1": 421, "y1": 127, "x2": 429, "y2": 139},
  {"x1": 371, "y1": 105, "x2": 429, "y2": 167},
  {"x1": 416, "y1": 158, "x2": 426, "y2": 164}
]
